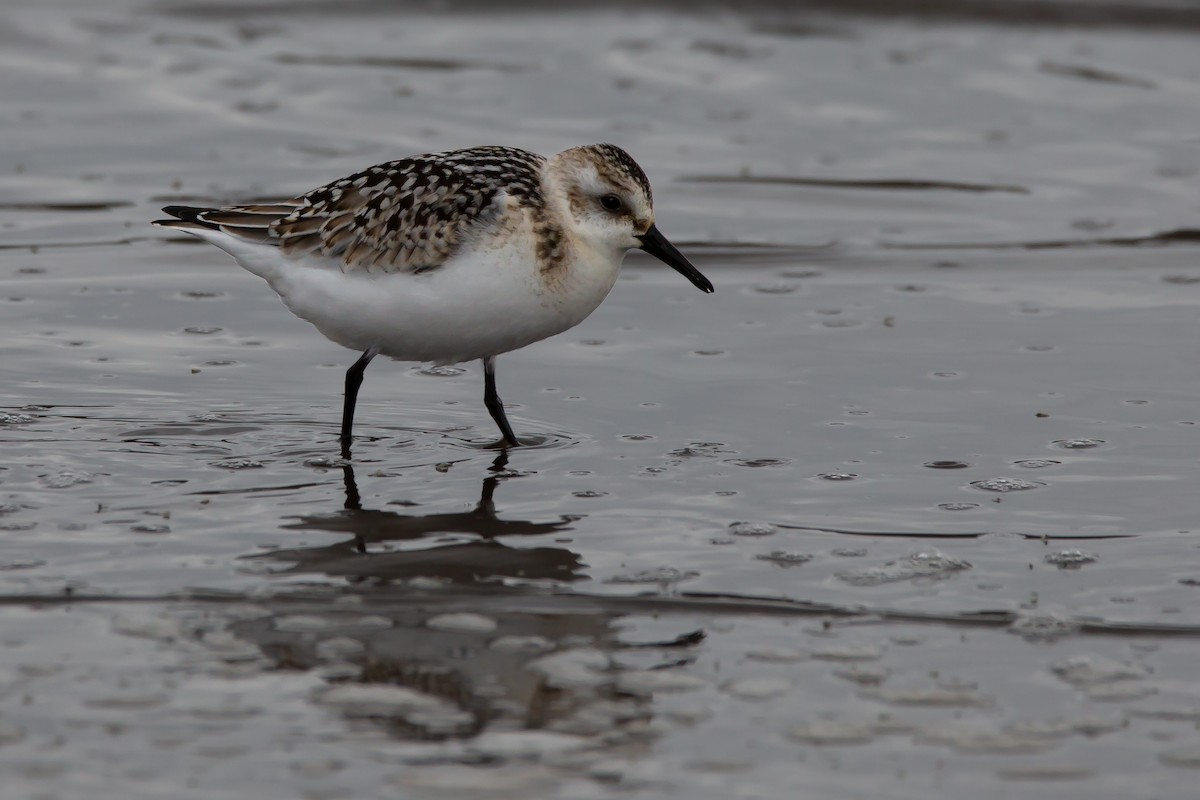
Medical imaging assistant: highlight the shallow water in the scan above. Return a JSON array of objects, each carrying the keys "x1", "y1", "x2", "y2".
[{"x1": 4, "y1": 1, "x2": 1200, "y2": 797}]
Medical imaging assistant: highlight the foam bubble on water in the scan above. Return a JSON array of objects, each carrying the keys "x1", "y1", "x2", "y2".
[
  {"x1": 211, "y1": 458, "x2": 264, "y2": 470},
  {"x1": 1043, "y1": 549, "x2": 1098, "y2": 569},
  {"x1": 729, "y1": 521, "x2": 777, "y2": 537},
  {"x1": 836, "y1": 550, "x2": 971, "y2": 586},
  {"x1": 1009, "y1": 614, "x2": 1079, "y2": 642},
  {"x1": 605, "y1": 568, "x2": 699, "y2": 585},
  {"x1": 971, "y1": 476, "x2": 1044, "y2": 492},
  {"x1": 418, "y1": 365, "x2": 466, "y2": 377},
  {"x1": 1015, "y1": 459, "x2": 1060, "y2": 469},
  {"x1": 0, "y1": 413, "x2": 35, "y2": 425},
  {"x1": 41, "y1": 470, "x2": 96, "y2": 488},
  {"x1": 304, "y1": 456, "x2": 349, "y2": 468},
  {"x1": 1054, "y1": 438, "x2": 1105, "y2": 449},
  {"x1": 817, "y1": 472, "x2": 858, "y2": 481},
  {"x1": 756, "y1": 550, "x2": 813, "y2": 566}
]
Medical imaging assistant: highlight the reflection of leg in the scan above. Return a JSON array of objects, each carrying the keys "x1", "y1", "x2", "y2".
[
  {"x1": 341, "y1": 348, "x2": 378, "y2": 459},
  {"x1": 340, "y1": 463, "x2": 362, "y2": 511},
  {"x1": 482, "y1": 356, "x2": 520, "y2": 447},
  {"x1": 477, "y1": 451, "x2": 510, "y2": 513}
]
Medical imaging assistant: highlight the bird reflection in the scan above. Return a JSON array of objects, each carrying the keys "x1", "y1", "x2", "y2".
[{"x1": 244, "y1": 452, "x2": 586, "y2": 584}]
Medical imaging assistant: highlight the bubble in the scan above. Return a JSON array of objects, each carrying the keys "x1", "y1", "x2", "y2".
[
  {"x1": 971, "y1": 477, "x2": 1044, "y2": 493},
  {"x1": 41, "y1": 470, "x2": 95, "y2": 488},
  {"x1": 817, "y1": 472, "x2": 858, "y2": 481},
  {"x1": 606, "y1": 568, "x2": 699, "y2": 585},
  {"x1": 1009, "y1": 615, "x2": 1079, "y2": 642},
  {"x1": 938, "y1": 502, "x2": 979, "y2": 511},
  {"x1": 0, "y1": 414, "x2": 35, "y2": 425},
  {"x1": 730, "y1": 521, "x2": 776, "y2": 537},
  {"x1": 1014, "y1": 459, "x2": 1059, "y2": 469},
  {"x1": 1044, "y1": 549, "x2": 1098, "y2": 569},
  {"x1": 211, "y1": 458, "x2": 264, "y2": 470},
  {"x1": 837, "y1": 550, "x2": 970, "y2": 586},
  {"x1": 924, "y1": 460, "x2": 969, "y2": 469},
  {"x1": 418, "y1": 365, "x2": 465, "y2": 377},
  {"x1": 130, "y1": 523, "x2": 170, "y2": 534},
  {"x1": 183, "y1": 326, "x2": 222, "y2": 335},
  {"x1": 727, "y1": 458, "x2": 791, "y2": 468},
  {"x1": 1054, "y1": 438, "x2": 1105, "y2": 450}
]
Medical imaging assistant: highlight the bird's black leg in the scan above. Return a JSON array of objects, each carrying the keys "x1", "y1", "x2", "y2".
[
  {"x1": 482, "y1": 356, "x2": 520, "y2": 448},
  {"x1": 341, "y1": 348, "x2": 378, "y2": 459}
]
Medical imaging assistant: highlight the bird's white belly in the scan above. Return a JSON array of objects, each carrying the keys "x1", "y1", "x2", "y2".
[{"x1": 265, "y1": 242, "x2": 619, "y2": 365}]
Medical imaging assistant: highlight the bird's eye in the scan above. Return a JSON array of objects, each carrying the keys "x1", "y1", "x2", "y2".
[{"x1": 599, "y1": 194, "x2": 623, "y2": 212}]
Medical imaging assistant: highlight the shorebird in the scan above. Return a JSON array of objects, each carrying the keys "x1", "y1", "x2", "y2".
[{"x1": 154, "y1": 144, "x2": 713, "y2": 457}]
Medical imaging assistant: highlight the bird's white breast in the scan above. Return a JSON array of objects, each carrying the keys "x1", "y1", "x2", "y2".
[{"x1": 261, "y1": 223, "x2": 623, "y2": 365}]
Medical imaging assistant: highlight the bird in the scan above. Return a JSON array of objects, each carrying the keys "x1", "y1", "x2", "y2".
[{"x1": 153, "y1": 143, "x2": 714, "y2": 458}]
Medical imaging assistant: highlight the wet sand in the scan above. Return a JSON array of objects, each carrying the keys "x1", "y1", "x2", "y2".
[{"x1": 3, "y1": 1, "x2": 1200, "y2": 797}]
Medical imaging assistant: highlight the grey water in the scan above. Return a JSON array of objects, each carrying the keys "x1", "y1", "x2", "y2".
[{"x1": 3, "y1": 1, "x2": 1200, "y2": 797}]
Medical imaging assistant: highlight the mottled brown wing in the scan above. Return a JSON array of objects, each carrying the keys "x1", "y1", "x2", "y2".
[{"x1": 196, "y1": 147, "x2": 546, "y2": 274}]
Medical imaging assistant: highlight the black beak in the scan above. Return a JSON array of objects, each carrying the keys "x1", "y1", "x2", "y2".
[{"x1": 637, "y1": 224, "x2": 714, "y2": 294}]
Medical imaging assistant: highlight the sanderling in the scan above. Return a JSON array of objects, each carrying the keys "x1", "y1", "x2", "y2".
[{"x1": 154, "y1": 144, "x2": 713, "y2": 456}]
